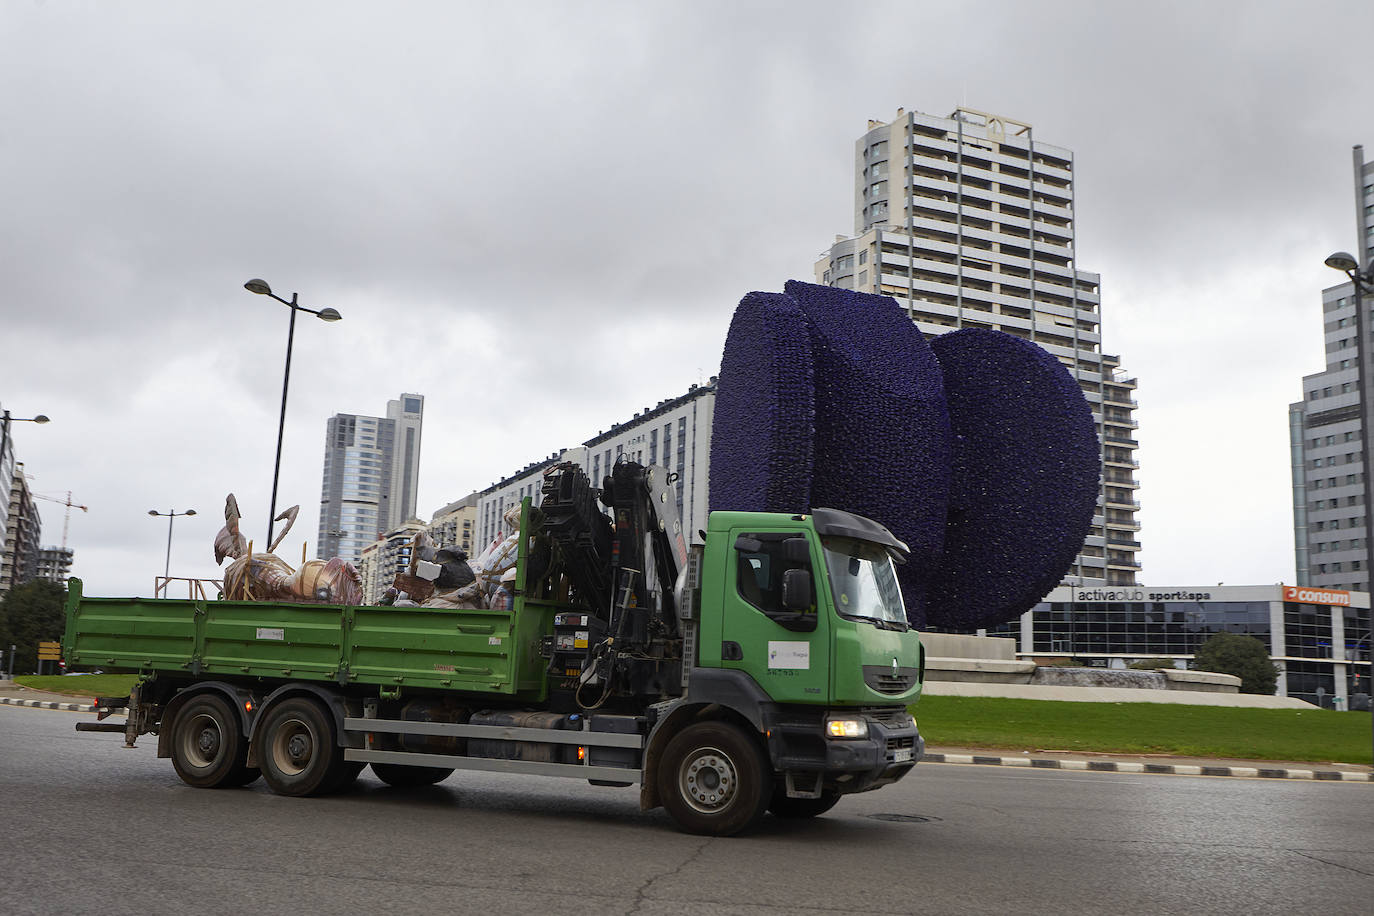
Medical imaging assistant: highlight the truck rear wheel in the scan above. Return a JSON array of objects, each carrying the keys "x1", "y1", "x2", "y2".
[
  {"x1": 171, "y1": 694, "x2": 251, "y2": 789},
  {"x1": 658, "y1": 721, "x2": 770, "y2": 836},
  {"x1": 371, "y1": 762, "x2": 454, "y2": 787},
  {"x1": 257, "y1": 697, "x2": 344, "y2": 797}
]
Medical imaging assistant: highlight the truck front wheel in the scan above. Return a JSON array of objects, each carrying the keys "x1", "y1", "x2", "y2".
[
  {"x1": 171, "y1": 694, "x2": 251, "y2": 789},
  {"x1": 657, "y1": 721, "x2": 770, "y2": 836},
  {"x1": 257, "y1": 697, "x2": 344, "y2": 797}
]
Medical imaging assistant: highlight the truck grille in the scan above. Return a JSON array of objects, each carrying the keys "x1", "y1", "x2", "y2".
[
  {"x1": 863, "y1": 707, "x2": 910, "y2": 726},
  {"x1": 862, "y1": 665, "x2": 919, "y2": 695}
]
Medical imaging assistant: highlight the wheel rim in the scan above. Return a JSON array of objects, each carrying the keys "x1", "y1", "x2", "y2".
[
  {"x1": 269, "y1": 716, "x2": 316, "y2": 777},
  {"x1": 678, "y1": 745, "x2": 739, "y2": 814},
  {"x1": 180, "y1": 712, "x2": 224, "y2": 769}
]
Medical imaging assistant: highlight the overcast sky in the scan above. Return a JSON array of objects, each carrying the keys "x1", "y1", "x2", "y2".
[{"x1": 2, "y1": 0, "x2": 1371, "y2": 598}]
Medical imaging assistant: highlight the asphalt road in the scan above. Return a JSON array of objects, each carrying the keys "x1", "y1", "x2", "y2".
[{"x1": 2, "y1": 705, "x2": 1371, "y2": 916}]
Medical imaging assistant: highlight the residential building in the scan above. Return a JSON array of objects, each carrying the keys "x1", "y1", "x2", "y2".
[
  {"x1": 473, "y1": 381, "x2": 715, "y2": 549},
  {"x1": 1, "y1": 462, "x2": 42, "y2": 594},
  {"x1": 35, "y1": 546, "x2": 74, "y2": 586},
  {"x1": 429, "y1": 493, "x2": 480, "y2": 558},
  {"x1": 981, "y1": 583, "x2": 1371, "y2": 707},
  {"x1": 317, "y1": 393, "x2": 425, "y2": 565},
  {"x1": 1290, "y1": 144, "x2": 1374, "y2": 591},
  {"x1": 815, "y1": 107, "x2": 1141, "y2": 585},
  {"x1": 357, "y1": 520, "x2": 427, "y2": 605}
]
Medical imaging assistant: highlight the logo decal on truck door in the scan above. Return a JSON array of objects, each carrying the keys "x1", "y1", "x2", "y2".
[{"x1": 767, "y1": 641, "x2": 810, "y2": 670}]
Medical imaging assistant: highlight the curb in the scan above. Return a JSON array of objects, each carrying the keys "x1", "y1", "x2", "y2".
[
  {"x1": 924, "y1": 751, "x2": 1373, "y2": 782},
  {"x1": 0, "y1": 696, "x2": 96, "y2": 713}
]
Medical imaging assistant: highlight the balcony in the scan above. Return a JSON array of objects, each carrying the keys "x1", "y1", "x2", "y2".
[{"x1": 1106, "y1": 535, "x2": 1142, "y2": 548}]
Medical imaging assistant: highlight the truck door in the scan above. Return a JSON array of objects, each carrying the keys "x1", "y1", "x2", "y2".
[{"x1": 718, "y1": 529, "x2": 830, "y2": 704}]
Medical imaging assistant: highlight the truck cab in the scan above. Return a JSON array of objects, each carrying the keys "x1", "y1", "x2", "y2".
[{"x1": 646, "y1": 506, "x2": 923, "y2": 830}]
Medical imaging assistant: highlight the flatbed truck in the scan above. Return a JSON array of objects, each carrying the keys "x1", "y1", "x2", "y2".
[{"x1": 65, "y1": 461, "x2": 924, "y2": 835}]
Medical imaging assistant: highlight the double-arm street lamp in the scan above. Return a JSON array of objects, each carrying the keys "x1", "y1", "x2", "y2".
[
  {"x1": 243, "y1": 279, "x2": 342, "y2": 550},
  {"x1": 1323, "y1": 251, "x2": 1374, "y2": 762},
  {"x1": 148, "y1": 508, "x2": 196, "y2": 579}
]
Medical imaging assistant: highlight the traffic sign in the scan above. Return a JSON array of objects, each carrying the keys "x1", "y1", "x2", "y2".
[{"x1": 38, "y1": 640, "x2": 62, "y2": 661}]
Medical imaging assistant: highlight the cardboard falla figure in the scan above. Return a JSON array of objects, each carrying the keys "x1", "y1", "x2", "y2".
[{"x1": 214, "y1": 493, "x2": 363, "y2": 605}]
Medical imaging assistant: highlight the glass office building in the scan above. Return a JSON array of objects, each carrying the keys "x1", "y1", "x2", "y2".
[{"x1": 980, "y1": 584, "x2": 1371, "y2": 707}]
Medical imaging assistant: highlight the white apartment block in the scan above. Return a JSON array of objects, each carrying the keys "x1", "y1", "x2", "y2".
[
  {"x1": 815, "y1": 107, "x2": 1141, "y2": 586},
  {"x1": 1291, "y1": 144, "x2": 1374, "y2": 591},
  {"x1": 429, "y1": 494, "x2": 479, "y2": 558},
  {"x1": 473, "y1": 382, "x2": 716, "y2": 550},
  {"x1": 357, "y1": 520, "x2": 426, "y2": 605}
]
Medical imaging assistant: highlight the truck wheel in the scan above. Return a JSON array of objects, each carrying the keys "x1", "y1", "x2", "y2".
[
  {"x1": 371, "y1": 762, "x2": 454, "y2": 787},
  {"x1": 768, "y1": 784, "x2": 841, "y2": 819},
  {"x1": 658, "y1": 721, "x2": 770, "y2": 836},
  {"x1": 257, "y1": 697, "x2": 343, "y2": 797},
  {"x1": 171, "y1": 694, "x2": 250, "y2": 789}
]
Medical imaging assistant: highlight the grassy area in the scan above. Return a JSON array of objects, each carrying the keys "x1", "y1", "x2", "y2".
[
  {"x1": 14, "y1": 674, "x2": 139, "y2": 698},
  {"x1": 914, "y1": 695, "x2": 1373, "y2": 765}
]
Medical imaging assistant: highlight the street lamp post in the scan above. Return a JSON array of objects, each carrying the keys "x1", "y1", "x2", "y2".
[
  {"x1": 1324, "y1": 251, "x2": 1374, "y2": 763},
  {"x1": 243, "y1": 279, "x2": 341, "y2": 550},
  {"x1": 148, "y1": 508, "x2": 196, "y2": 580},
  {"x1": 1, "y1": 409, "x2": 50, "y2": 590},
  {"x1": 0, "y1": 408, "x2": 51, "y2": 475}
]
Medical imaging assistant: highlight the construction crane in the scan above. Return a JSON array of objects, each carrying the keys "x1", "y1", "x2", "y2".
[{"x1": 32, "y1": 490, "x2": 88, "y2": 550}]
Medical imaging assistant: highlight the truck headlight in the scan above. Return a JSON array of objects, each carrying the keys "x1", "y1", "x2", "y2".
[{"x1": 825, "y1": 718, "x2": 868, "y2": 739}]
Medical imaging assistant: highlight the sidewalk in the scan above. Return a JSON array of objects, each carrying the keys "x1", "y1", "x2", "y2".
[{"x1": 4, "y1": 679, "x2": 1369, "y2": 782}]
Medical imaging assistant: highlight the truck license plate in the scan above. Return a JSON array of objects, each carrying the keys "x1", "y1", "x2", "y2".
[{"x1": 893, "y1": 747, "x2": 913, "y2": 763}]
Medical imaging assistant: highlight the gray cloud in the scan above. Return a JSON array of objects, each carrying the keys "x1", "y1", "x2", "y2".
[{"x1": 3, "y1": 0, "x2": 1371, "y2": 596}]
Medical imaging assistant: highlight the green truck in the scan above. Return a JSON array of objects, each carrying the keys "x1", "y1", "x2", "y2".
[{"x1": 65, "y1": 461, "x2": 924, "y2": 835}]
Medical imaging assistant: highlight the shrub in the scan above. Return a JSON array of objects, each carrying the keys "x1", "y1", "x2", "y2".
[
  {"x1": 1129, "y1": 658, "x2": 1179, "y2": 670},
  {"x1": 1192, "y1": 633, "x2": 1279, "y2": 695}
]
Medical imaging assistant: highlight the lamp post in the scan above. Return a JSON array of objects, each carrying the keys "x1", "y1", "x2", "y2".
[
  {"x1": 1, "y1": 409, "x2": 49, "y2": 590},
  {"x1": 1324, "y1": 251, "x2": 1374, "y2": 762},
  {"x1": 148, "y1": 508, "x2": 196, "y2": 580},
  {"x1": 0, "y1": 409, "x2": 51, "y2": 475},
  {"x1": 243, "y1": 279, "x2": 341, "y2": 550}
]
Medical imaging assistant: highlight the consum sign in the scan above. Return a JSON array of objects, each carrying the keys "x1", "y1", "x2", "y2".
[{"x1": 1283, "y1": 586, "x2": 1352, "y2": 606}]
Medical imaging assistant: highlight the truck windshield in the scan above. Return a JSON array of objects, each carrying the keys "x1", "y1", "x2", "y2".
[{"x1": 821, "y1": 537, "x2": 908, "y2": 631}]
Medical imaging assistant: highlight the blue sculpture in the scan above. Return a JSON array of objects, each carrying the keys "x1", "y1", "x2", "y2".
[{"x1": 709, "y1": 281, "x2": 1100, "y2": 630}]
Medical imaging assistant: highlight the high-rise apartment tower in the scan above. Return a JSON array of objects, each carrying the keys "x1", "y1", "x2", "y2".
[
  {"x1": 317, "y1": 393, "x2": 424, "y2": 565},
  {"x1": 815, "y1": 107, "x2": 1142, "y2": 585},
  {"x1": 1290, "y1": 145, "x2": 1374, "y2": 591}
]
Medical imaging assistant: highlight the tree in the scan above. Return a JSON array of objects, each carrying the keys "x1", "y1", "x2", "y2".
[
  {"x1": 0, "y1": 580, "x2": 67, "y2": 675},
  {"x1": 1192, "y1": 632, "x2": 1278, "y2": 695}
]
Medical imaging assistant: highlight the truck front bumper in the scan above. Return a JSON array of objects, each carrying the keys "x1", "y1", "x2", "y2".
[{"x1": 765, "y1": 707, "x2": 925, "y2": 796}]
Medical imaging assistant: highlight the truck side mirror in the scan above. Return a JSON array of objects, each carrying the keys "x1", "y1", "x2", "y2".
[
  {"x1": 781, "y1": 568, "x2": 812, "y2": 611},
  {"x1": 782, "y1": 536, "x2": 810, "y2": 563}
]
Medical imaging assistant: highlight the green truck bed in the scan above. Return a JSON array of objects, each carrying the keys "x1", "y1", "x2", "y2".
[{"x1": 62, "y1": 578, "x2": 560, "y2": 699}]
